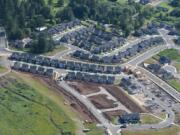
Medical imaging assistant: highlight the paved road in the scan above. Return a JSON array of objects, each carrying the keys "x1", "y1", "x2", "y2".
[
  {"x1": 58, "y1": 81, "x2": 121, "y2": 135},
  {"x1": 52, "y1": 44, "x2": 89, "y2": 59},
  {"x1": 126, "y1": 28, "x2": 175, "y2": 66},
  {"x1": 101, "y1": 35, "x2": 160, "y2": 57},
  {"x1": 1, "y1": 25, "x2": 179, "y2": 133},
  {"x1": 0, "y1": 27, "x2": 7, "y2": 50},
  {"x1": 124, "y1": 28, "x2": 180, "y2": 130},
  {"x1": 139, "y1": 67, "x2": 180, "y2": 102},
  {"x1": 127, "y1": 45, "x2": 167, "y2": 66},
  {"x1": 52, "y1": 25, "x2": 85, "y2": 41},
  {"x1": 127, "y1": 28, "x2": 180, "y2": 103},
  {"x1": 126, "y1": 79, "x2": 176, "y2": 131},
  {"x1": 158, "y1": 29, "x2": 175, "y2": 48}
]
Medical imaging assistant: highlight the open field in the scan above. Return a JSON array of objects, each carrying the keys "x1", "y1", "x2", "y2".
[
  {"x1": 0, "y1": 72, "x2": 76, "y2": 135},
  {"x1": 122, "y1": 126, "x2": 180, "y2": 135},
  {"x1": 0, "y1": 65, "x2": 8, "y2": 73},
  {"x1": 88, "y1": 94, "x2": 118, "y2": 109},
  {"x1": 140, "y1": 114, "x2": 162, "y2": 124},
  {"x1": 84, "y1": 123, "x2": 104, "y2": 135}
]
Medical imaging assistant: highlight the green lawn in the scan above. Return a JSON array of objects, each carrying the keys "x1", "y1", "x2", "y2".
[
  {"x1": 157, "y1": 49, "x2": 180, "y2": 62},
  {"x1": 168, "y1": 79, "x2": 180, "y2": 92},
  {"x1": 0, "y1": 72, "x2": 76, "y2": 135},
  {"x1": 122, "y1": 126, "x2": 180, "y2": 135},
  {"x1": 140, "y1": 114, "x2": 162, "y2": 124}
]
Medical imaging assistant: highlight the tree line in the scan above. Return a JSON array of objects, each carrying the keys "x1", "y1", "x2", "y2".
[
  {"x1": 0, "y1": 0, "x2": 156, "y2": 54},
  {"x1": 58, "y1": 0, "x2": 154, "y2": 37}
]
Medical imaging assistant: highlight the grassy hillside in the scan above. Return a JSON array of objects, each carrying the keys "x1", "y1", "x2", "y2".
[
  {"x1": 0, "y1": 65, "x2": 7, "y2": 73},
  {"x1": 0, "y1": 72, "x2": 76, "y2": 135},
  {"x1": 122, "y1": 126, "x2": 180, "y2": 135}
]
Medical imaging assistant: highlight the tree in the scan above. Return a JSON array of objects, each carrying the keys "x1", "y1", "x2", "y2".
[
  {"x1": 30, "y1": 33, "x2": 54, "y2": 54},
  {"x1": 57, "y1": 0, "x2": 64, "y2": 7},
  {"x1": 57, "y1": 7, "x2": 74, "y2": 21},
  {"x1": 159, "y1": 56, "x2": 171, "y2": 64},
  {"x1": 171, "y1": 0, "x2": 180, "y2": 7}
]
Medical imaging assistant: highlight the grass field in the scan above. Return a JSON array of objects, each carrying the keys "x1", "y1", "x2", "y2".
[
  {"x1": 122, "y1": 126, "x2": 180, "y2": 135},
  {"x1": 0, "y1": 72, "x2": 76, "y2": 135},
  {"x1": 140, "y1": 114, "x2": 162, "y2": 124},
  {"x1": 157, "y1": 49, "x2": 180, "y2": 62},
  {"x1": 144, "y1": 58, "x2": 158, "y2": 64},
  {"x1": 84, "y1": 123, "x2": 104, "y2": 135},
  {"x1": 168, "y1": 79, "x2": 180, "y2": 92},
  {"x1": 174, "y1": 63, "x2": 180, "y2": 72},
  {"x1": 0, "y1": 65, "x2": 8, "y2": 73}
]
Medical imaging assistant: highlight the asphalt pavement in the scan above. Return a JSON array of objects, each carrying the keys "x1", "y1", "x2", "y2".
[{"x1": 139, "y1": 67, "x2": 180, "y2": 102}]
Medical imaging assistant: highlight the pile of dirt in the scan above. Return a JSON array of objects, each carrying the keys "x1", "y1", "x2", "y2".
[
  {"x1": 105, "y1": 86, "x2": 147, "y2": 113},
  {"x1": 41, "y1": 78, "x2": 98, "y2": 123},
  {"x1": 103, "y1": 110, "x2": 126, "y2": 120},
  {"x1": 69, "y1": 81, "x2": 100, "y2": 95},
  {"x1": 88, "y1": 94, "x2": 118, "y2": 109}
]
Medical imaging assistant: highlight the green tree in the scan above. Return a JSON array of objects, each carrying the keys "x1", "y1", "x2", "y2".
[
  {"x1": 30, "y1": 33, "x2": 54, "y2": 54},
  {"x1": 57, "y1": 0, "x2": 64, "y2": 7}
]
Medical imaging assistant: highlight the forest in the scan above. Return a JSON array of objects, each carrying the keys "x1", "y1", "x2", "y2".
[{"x1": 0, "y1": 0, "x2": 154, "y2": 40}]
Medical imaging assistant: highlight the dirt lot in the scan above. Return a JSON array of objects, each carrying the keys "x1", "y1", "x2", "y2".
[
  {"x1": 38, "y1": 77, "x2": 98, "y2": 123},
  {"x1": 69, "y1": 81, "x2": 101, "y2": 95},
  {"x1": 104, "y1": 85, "x2": 147, "y2": 113},
  {"x1": 103, "y1": 110, "x2": 126, "y2": 121},
  {"x1": 88, "y1": 94, "x2": 118, "y2": 109}
]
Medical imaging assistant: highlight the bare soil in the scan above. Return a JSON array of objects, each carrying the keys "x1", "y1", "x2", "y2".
[
  {"x1": 68, "y1": 81, "x2": 100, "y2": 95},
  {"x1": 103, "y1": 110, "x2": 126, "y2": 120},
  {"x1": 104, "y1": 85, "x2": 147, "y2": 113},
  {"x1": 36, "y1": 77, "x2": 98, "y2": 123},
  {"x1": 88, "y1": 94, "x2": 118, "y2": 109}
]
